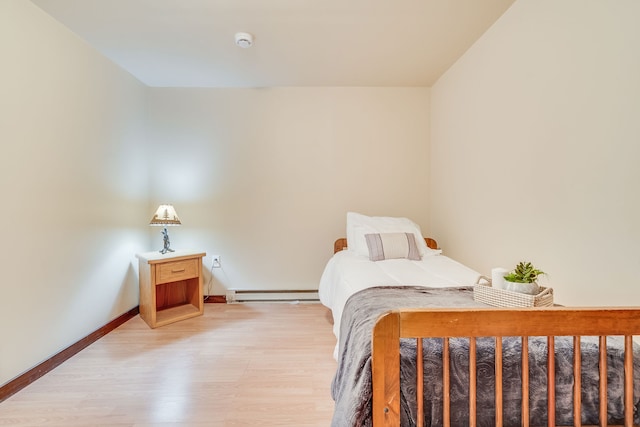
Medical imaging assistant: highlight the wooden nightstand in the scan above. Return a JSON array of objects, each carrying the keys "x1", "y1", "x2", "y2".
[{"x1": 136, "y1": 250, "x2": 206, "y2": 328}]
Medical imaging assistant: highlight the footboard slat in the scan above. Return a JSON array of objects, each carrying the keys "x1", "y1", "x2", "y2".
[
  {"x1": 522, "y1": 337, "x2": 530, "y2": 427},
  {"x1": 599, "y1": 336, "x2": 608, "y2": 427},
  {"x1": 469, "y1": 337, "x2": 477, "y2": 427},
  {"x1": 625, "y1": 335, "x2": 633, "y2": 427},
  {"x1": 416, "y1": 338, "x2": 424, "y2": 427},
  {"x1": 574, "y1": 336, "x2": 582, "y2": 427},
  {"x1": 372, "y1": 308, "x2": 640, "y2": 427},
  {"x1": 548, "y1": 336, "x2": 556, "y2": 427},
  {"x1": 443, "y1": 337, "x2": 451, "y2": 426},
  {"x1": 495, "y1": 337, "x2": 503, "y2": 427}
]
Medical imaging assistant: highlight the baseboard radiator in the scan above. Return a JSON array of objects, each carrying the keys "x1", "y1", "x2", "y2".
[{"x1": 226, "y1": 289, "x2": 319, "y2": 303}]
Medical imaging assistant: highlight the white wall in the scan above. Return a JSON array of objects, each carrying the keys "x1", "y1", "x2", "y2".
[
  {"x1": 0, "y1": 1, "x2": 148, "y2": 386},
  {"x1": 0, "y1": 3, "x2": 430, "y2": 388},
  {"x1": 146, "y1": 87, "x2": 431, "y2": 293},
  {"x1": 430, "y1": 0, "x2": 640, "y2": 305}
]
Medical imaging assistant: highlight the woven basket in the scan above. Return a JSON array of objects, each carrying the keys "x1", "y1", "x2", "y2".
[{"x1": 473, "y1": 282, "x2": 554, "y2": 308}]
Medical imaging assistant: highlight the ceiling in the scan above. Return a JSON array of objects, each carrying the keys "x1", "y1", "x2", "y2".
[{"x1": 30, "y1": 0, "x2": 515, "y2": 88}]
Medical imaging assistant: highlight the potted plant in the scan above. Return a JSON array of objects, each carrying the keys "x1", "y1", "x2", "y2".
[{"x1": 503, "y1": 261, "x2": 545, "y2": 295}]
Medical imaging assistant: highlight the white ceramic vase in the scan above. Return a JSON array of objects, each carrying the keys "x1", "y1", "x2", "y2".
[{"x1": 504, "y1": 280, "x2": 539, "y2": 295}]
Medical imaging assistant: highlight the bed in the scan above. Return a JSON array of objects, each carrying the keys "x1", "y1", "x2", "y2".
[
  {"x1": 320, "y1": 222, "x2": 485, "y2": 360},
  {"x1": 319, "y1": 213, "x2": 640, "y2": 427}
]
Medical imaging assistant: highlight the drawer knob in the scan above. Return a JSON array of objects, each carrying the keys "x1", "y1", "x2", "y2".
[{"x1": 171, "y1": 268, "x2": 186, "y2": 273}]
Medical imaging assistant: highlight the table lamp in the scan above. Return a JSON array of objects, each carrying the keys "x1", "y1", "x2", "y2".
[{"x1": 149, "y1": 204, "x2": 181, "y2": 254}]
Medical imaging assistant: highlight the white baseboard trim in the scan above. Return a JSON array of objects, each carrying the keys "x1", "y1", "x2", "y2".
[{"x1": 226, "y1": 289, "x2": 319, "y2": 303}]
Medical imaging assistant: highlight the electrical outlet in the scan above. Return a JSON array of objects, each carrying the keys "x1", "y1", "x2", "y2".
[{"x1": 212, "y1": 255, "x2": 221, "y2": 268}]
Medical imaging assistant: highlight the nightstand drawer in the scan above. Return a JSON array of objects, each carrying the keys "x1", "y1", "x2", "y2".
[{"x1": 156, "y1": 259, "x2": 199, "y2": 284}]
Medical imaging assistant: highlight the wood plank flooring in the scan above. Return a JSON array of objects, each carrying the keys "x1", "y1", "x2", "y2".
[{"x1": 0, "y1": 303, "x2": 337, "y2": 426}]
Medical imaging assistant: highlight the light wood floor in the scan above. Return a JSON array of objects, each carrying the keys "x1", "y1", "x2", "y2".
[{"x1": 0, "y1": 303, "x2": 338, "y2": 426}]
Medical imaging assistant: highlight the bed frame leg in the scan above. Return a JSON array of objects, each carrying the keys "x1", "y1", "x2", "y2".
[{"x1": 372, "y1": 311, "x2": 401, "y2": 427}]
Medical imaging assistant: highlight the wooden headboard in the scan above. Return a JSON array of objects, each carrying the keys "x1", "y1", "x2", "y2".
[{"x1": 334, "y1": 237, "x2": 438, "y2": 254}]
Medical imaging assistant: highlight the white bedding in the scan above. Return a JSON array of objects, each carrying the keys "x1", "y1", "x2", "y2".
[{"x1": 318, "y1": 249, "x2": 484, "y2": 359}]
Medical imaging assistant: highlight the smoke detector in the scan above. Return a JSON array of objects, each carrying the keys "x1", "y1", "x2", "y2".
[{"x1": 235, "y1": 32, "x2": 253, "y2": 48}]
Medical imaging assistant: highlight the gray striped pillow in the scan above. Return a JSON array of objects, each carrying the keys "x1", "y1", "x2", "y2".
[{"x1": 364, "y1": 232, "x2": 420, "y2": 261}]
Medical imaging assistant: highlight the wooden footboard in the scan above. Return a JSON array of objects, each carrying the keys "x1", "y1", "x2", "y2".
[{"x1": 372, "y1": 307, "x2": 640, "y2": 427}]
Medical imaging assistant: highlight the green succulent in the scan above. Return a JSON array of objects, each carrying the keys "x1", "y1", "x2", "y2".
[{"x1": 503, "y1": 261, "x2": 545, "y2": 284}]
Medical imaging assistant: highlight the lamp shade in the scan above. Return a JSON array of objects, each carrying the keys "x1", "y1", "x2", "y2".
[{"x1": 149, "y1": 204, "x2": 181, "y2": 226}]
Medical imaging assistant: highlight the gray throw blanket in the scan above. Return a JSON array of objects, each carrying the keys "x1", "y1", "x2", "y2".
[{"x1": 330, "y1": 286, "x2": 640, "y2": 426}]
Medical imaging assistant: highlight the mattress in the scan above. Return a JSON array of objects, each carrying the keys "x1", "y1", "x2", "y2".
[{"x1": 318, "y1": 249, "x2": 484, "y2": 358}]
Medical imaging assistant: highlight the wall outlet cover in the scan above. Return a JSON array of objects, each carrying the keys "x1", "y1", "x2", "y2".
[{"x1": 212, "y1": 255, "x2": 221, "y2": 268}]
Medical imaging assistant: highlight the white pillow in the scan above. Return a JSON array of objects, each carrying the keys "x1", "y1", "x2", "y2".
[
  {"x1": 346, "y1": 212, "x2": 440, "y2": 258},
  {"x1": 365, "y1": 232, "x2": 421, "y2": 261}
]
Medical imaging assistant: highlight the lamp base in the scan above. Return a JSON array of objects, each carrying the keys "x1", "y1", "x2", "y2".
[{"x1": 159, "y1": 227, "x2": 175, "y2": 254}]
